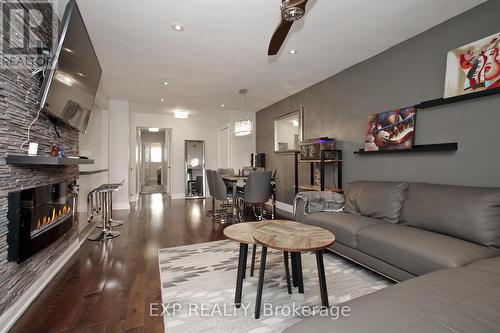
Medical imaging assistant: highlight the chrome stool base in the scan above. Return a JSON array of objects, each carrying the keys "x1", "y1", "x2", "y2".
[
  {"x1": 88, "y1": 230, "x2": 120, "y2": 241},
  {"x1": 96, "y1": 219, "x2": 126, "y2": 228}
]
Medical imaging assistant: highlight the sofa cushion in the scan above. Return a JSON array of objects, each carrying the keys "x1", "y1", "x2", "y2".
[
  {"x1": 357, "y1": 224, "x2": 499, "y2": 276},
  {"x1": 401, "y1": 182, "x2": 500, "y2": 248},
  {"x1": 284, "y1": 266, "x2": 500, "y2": 333},
  {"x1": 345, "y1": 181, "x2": 408, "y2": 223},
  {"x1": 306, "y1": 212, "x2": 383, "y2": 248},
  {"x1": 467, "y1": 256, "x2": 500, "y2": 275}
]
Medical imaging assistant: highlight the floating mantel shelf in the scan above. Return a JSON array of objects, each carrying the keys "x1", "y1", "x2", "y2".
[
  {"x1": 354, "y1": 143, "x2": 458, "y2": 155},
  {"x1": 79, "y1": 169, "x2": 108, "y2": 175},
  {"x1": 6, "y1": 154, "x2": 94, "y2": 166}
]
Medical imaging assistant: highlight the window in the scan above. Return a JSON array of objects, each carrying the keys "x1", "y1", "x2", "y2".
[{"x1": 150, "y1": 147, "x2": 162, "y2": 162}]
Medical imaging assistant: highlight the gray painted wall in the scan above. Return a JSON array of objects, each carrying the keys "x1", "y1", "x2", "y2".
[{"x1": 256, "y1": 0, "x2": 500, "y2": 205}]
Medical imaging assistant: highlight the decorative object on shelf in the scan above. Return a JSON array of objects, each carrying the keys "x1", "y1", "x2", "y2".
[
  {"x1": 300, "y1": 137, "x2": 335, "y2": 160},
  {"x1": 50, "y1": 144, "x2": 64, "y2": 157},
  {"x1": 234, "y1": 119, "x2": 253, "y2": 137},
  {"x1": 28, "y1": 142, "x2": 39, "y2": 156},
  {"x1": 364, "y1": 106, "x2": 417, "y2": 152},
  {"x1": 444, "y1": 32, "x2": 500, "y2": 98},
  {"x1": 274, "y1": 107, "x2": 304, "y2": 153}
]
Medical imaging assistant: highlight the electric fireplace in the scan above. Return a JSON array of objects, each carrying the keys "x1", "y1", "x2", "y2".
[{"x1": 7, "y1": 181, "x2": 76, "y2": 263}]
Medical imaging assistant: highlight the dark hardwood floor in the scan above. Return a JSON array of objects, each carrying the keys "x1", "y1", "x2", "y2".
[{"x1": 11, "y1": 194, "x2": 226, "y2": 333}]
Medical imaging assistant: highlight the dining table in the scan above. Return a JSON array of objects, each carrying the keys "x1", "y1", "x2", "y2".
[{"x1": 221, "y1": 174, "x2": 277, "y2": 222}]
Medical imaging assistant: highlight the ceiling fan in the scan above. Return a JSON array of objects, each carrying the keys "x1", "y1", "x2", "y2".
[{"x1": 268, "y1": 0, "x2": 309, "y2": 56}]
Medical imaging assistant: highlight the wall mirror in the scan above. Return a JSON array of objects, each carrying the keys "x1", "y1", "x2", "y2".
[
  {"x1": 274, "y1": 107, "x2": 304, "y2": 153},
  {"x1": 185, "y1": 140, "x2": 206, "y2": 199}
]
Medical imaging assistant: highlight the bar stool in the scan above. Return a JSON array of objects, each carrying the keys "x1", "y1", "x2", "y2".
[
  {"x1": 87, "y1": 188, "x2": 98, "y2": 222},
  {"x1": 95, "y1": 180, "x2": 126, "y2": 228},
  {"x1": 88, "y1": 184, "x2": 120, "y2": 241}
]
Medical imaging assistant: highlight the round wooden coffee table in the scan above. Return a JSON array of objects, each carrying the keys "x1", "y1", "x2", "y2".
[
  {"x1": 252, "y1": 220, "x2": 336, "y2": 319},
  {"x1": 223, "y1": 221, "x2": 292, "y2": 308}
]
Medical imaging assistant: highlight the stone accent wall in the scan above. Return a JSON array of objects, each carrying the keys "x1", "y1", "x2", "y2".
[{"x1": 0, "y1": 1, "x2": 80, "y2": 315}]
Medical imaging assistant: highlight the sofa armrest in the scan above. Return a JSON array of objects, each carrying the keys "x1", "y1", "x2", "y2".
[{"x1": 294, "y1": 197, "x2": 307, "y2": 224}]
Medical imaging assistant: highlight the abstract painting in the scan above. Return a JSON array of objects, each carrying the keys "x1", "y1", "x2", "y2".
[
  {"x1": 364, "y1": 107, "x2": 417, "y2": 152},
  {"x1": 444, "y1": 32, "x2": 500, "y2": 98}
]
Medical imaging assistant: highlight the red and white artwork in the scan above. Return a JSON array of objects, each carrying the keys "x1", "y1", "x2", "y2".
[{"x1": 444, "y1": 33, "x2": 500, "y2": 98}]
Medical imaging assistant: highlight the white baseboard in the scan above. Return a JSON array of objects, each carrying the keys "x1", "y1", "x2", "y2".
[
  {"x1": 0, "y1": 240, "x2": 80, "y2": 333},
  {"x1": 171, "y1": 193, "x2": 185, "y2": 199},
  {"x1": 275, "y1": 201, "x2": 294, "y2": 214}
]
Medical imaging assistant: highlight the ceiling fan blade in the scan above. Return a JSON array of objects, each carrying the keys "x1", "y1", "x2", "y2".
[{"x1": 268, "y1": 20, "x2": 294, "y2": 55}]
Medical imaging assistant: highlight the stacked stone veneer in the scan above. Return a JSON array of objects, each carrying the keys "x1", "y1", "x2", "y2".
[{"x1": 0, "y1": 1, "x2": 80, "y2": 316}]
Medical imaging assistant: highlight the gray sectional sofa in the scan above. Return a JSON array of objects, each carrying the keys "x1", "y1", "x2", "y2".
[{"x1": 288, "y1": 181, "x2": 500, "y2": 332}]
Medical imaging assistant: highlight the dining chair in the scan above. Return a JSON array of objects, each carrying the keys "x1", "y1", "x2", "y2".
[
  {"x1": 238, "y1": 170, "x2": 272, "y2": 222},
  {"x1": 217, "y1": 168, "x2": 235, "y2": 176},
  {"x1": 212, "y1": 170, "x2": 233, "y2": 223}
]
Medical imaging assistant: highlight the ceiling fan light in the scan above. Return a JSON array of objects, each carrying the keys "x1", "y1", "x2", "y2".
[{"x1": 282, "y1": 7, "x2": 304, "y2": 21}]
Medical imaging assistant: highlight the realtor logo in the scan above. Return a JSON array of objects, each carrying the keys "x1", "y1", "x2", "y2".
[{"x1": 1, "y1": 0, "x2": 58, "y2": 69}]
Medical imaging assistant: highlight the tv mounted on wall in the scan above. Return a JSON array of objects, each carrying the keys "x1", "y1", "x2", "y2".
[{"x1": 39, "y1": 0, "x2": 102, "y2": 133}]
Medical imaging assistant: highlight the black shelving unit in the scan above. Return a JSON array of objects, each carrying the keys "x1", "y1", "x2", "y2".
[
  {"x1": 354, "y1": 143, "x2": 457, "y2": 155},
  {"x1": 294, "y1": 150, "x2": 343, "y2": 195},
  {"x1": 6, "y1": 154, "x2": 94, "y2": 166}
]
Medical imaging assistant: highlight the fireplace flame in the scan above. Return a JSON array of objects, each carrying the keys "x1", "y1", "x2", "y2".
[{"x1": 36, "y1": 205, "x2": 71, "y2": 230}]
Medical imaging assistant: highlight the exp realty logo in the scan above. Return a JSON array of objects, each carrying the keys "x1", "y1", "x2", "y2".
[{"x1": 1, "y1": 0, "x2": 58, "y2": 69}]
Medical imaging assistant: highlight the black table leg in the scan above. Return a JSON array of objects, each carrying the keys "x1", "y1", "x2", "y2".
[
  {"x1": 316, "y1": 250, "x2": 329, "y2": 308},
  {"x1": 250, "y1": 244, "x2": 257, "y2": 277},
  {"x1": 234, "y1": 243, "x2": 248, "y2": 308},
  {"x1": 291, "y1": 252, "x2": 298, "y2": 288},
  {"x1": 254, "y1": 246, "x2": 268, "y2": 319},
  {"x1": 295, "y1": 252, "x2": 304, "y2": 294},
  {"x1": 283, "y1": 251, "x2": 292, "y2": 294},
  {"x1": 242, "y1": 244, "x2": 248, "y2": 279}
]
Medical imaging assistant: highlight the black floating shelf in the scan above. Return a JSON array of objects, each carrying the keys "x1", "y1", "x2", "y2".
[
  {"x1": 417, "y1": 87, "x2": 500, "y2": 109},
  {"x1": 6, "y1": 154, "x2": 94, "y2": 166},
  {"x1": 79, "y1": 169, "x2": 109, "y2": 175},
  {"x1": 354, "y1": 143, "x2": 458, "y2": 155}
]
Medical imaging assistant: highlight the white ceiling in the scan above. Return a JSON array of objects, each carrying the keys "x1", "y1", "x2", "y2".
[{"x1": 76, "y1": 0, "x2": 485, "y2": 115}]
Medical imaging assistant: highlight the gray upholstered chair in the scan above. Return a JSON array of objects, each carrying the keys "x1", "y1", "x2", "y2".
[
  {"x1": 206, "y1": 169, "x2": 215, "y2": 216},
  {"x1": 239, "y1": 170, "x2": 272, "y2": 221},
  {"x1": 211, "y1": 171, "x2": 233, "y2": 223}
]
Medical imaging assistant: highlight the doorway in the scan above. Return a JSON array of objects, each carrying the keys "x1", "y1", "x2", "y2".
[
  {"x1": 218, "y1": 125, "x2": 230, "y2": 168},
  {"x1": 136, "y1": 128, "x2": 171, "y2": 195}
]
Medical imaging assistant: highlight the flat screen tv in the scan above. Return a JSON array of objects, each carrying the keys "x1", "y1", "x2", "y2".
[{"x1": 39, "y1": 0, "x2": 102, "y2": 133}]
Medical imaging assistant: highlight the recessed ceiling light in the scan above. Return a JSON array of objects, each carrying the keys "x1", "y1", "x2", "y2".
[
  {"x1": 149, "y1": 128, "x2": 160, "y2": 132},
  {"x1": 162, "y1": 81, "x2": 169, "y2": 86},
  {"x1": 172, "y1": 24, "x2": 184, "y2": 32},
  {"x1": 289, "y1": 49, "x2": 298, "y2": 55},
  {"x1": 161, "y1": 98, "x2": 165, "y2": 102},
  {"x1": 221, "y1": 104, "x2": 225, "y2": 108},
  {"x1": 76, "y1": 72, "x2": 85, "y2": 77},
  {"x1": 174, "y1": 110, "x2": 189, "y2": 119},
  {"x1": 63, "y1": 47, "x2": 74, "y2": 53}
]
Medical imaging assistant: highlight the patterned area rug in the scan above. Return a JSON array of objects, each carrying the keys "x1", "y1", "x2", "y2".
[
  {"x1": 158, "y1": 240, "x2": 392, "y2": 333},
  {"x1": 141, "y1": 184, "x2": 166, "y2": 194}
]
